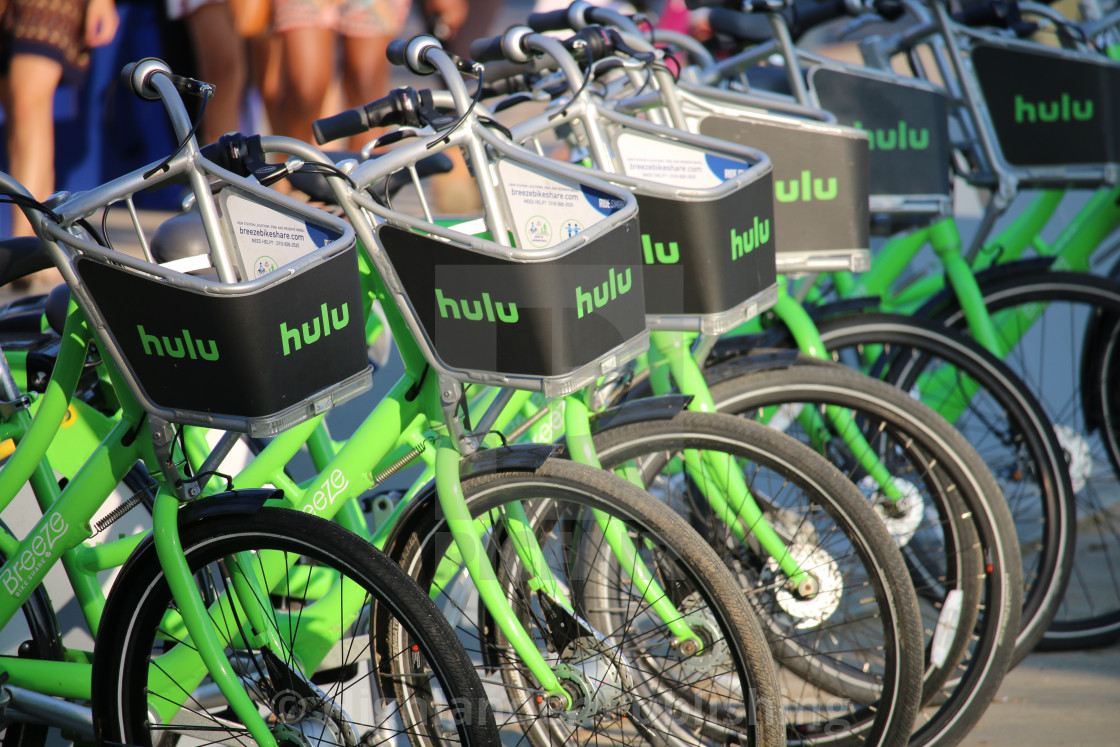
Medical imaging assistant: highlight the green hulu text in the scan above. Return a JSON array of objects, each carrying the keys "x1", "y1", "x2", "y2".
[
  {"x1": 138, "y1": 325, "x2": 219, "y2": 361},
  {"x1": 576, "y1": 267, "x2": 633, "y2": 319},
  {"x1": 731, "y1": 217, "x2": 771, "y2": 259},
  {"x1": 281, "y1": 303, "x2": 351, "y2": 356},
  {"x1": 641, "y1": 234, "x2": 680, "y2": 264},
  {"x1": 436, "y1": 289, "x2": 519, "y2": 323},
  {"x1": 775, "y1": 170, "x2": 838, "y2": 203},
  {"x1": 1014, "y1": 93, "x2": 1093, "y2": 123},
  {"x1": 852, "y1": 120, "x2": 930, "y2": 151}
]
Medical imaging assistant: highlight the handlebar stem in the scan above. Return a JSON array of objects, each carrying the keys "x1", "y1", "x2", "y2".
[
  {"x1": 146, "y1": 72, "x2": 240, "y2": 282},
  {"x1": 426, "y1": 47, "x2": 513, "y2": 245},
  {"x1": 526, "y1": 34, "x2": 616, "y2": 168}
]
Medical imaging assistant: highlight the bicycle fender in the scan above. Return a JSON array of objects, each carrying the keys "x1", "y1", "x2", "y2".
[
  {"x1": 176, "y1": 489, "x2": 284, "y2": 522},
  {"x1": 806, "y1": 296, "x2": 882, "y2": 321},
  {"x1": 702, "y1": 347, "x2": 805, "y2": 387},
  {"x1": 107, "y1": 489, "x2": 284, "y2": 577},
  {"x1": 589, "y1": 394, "x2": 693, "y2": 433}
]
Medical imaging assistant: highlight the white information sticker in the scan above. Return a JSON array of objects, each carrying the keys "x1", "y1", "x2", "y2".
[
  {"x1": 615, "y1": 132, "x2": 751, "y2": 189},
  {"x1": 496, "y1": 160, "x2": 625, "y2": 250},
  {"x1": 223, "y1": 192, "x2": 341, "y2": 278}
]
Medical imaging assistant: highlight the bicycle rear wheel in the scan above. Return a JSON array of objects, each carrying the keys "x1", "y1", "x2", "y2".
[
  {"x1": 782, "y1": 312, "x2": 1073, "y2": 665},
  {"x1": 92, "y1": 506, "x2": 499, "y2": 747},
  {"x1": 699, "y1": 359, "x2": 1023, "y2": 746},
  {"x1": 590, "y1": 411, "x2": 924, "y2": 747},
  {"x1": 384, "y1": 457, "x2": 786, "y2": 747}
]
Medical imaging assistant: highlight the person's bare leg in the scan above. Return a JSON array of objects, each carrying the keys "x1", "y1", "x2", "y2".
[
  {"x1": 185, "y1": 2, "x2": 247, "y2": 142},
  {"x1": 248, "y1": 34, "x2": 283, "y2": 134},
  {"x1": 341, "y1": 34, "x2": 389, "y2": 152},
  {"x1": 5, "y1": 54, "x2": 63, "y2": 238},
  {"x1": 277, "y1": 26, "x2": 335, "y2": 144},
  {"x1": 4, "y1": 54, "x2": 64, "y2": 290}
]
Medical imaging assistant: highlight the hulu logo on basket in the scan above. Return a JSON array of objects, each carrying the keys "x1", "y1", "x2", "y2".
[
  {"x1": 852, "y1": 121, "x2": 930, "y2": 151},
  {"x1": 281, "y1": 303, "x2": 351, "y2": 356},
  {"x1": 641, "y1": 234, "x2": 680, "y2": 265},
  {"x1": 576, "y1": 267, "x2": 634, "y2": 319},
  {"x1": 731, "y1": 217, "x2": 771, "y2": 259},
  {"x1": 1014, "y1": 94, "x2": 1094, "y2": 123},
  {"x1": 137, "y1": 326, "x2": 219, "y2": 361},
  {"x1": 436, "y1": 289, "x2": 520, "y2": 323},
  {"x1": 775, "y1": 171, "x2": 838, "y2": 203}
]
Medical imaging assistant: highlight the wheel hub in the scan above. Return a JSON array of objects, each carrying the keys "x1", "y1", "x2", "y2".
[
  {"x1": 549, "y1": 636, "x2": 635, "y2": 725},
  {"x1": 766, "y1": 538, "x2": 842, "y2": 629},
  {"x1": 673, "y1": 593, "x2": 733, "y2": 681},
  {"x1": 864, "y1": 476, "x2": 925, "y2": 546}
]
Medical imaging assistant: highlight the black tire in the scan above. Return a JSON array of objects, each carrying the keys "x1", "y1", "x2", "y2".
[
  {"x1": 589, "y1": 412, "x2": 924, "y2": 747},
  {"x1": 697, "y1": 359, "x2": 1024, "y2": 746},
  {"x1": 384, "y1": 457, "x2": 786, "y2": 747},
  {"x1": 788, "y1": 313, "x2": 1074, "y2": 666},
  {"x1": 930, "y1": 270, "x2": 1120, "y2": 649},
  {"x1": 91, "y1": 507, "x2": 500, "y2": 747}
]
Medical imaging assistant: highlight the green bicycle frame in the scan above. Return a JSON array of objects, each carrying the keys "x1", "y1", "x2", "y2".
[{"x1": 0, "y1": 305, "x2": 311, "y2": 746}]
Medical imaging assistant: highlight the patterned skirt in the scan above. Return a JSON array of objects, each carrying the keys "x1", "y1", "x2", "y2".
[{"x1": 0, "y1": 0, "x2": 91, "y2": 81}]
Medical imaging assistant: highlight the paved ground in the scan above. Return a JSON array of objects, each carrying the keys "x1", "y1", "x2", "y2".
[{"x1": 962, "y1": 642, "x2": 1120, "y2": 745}]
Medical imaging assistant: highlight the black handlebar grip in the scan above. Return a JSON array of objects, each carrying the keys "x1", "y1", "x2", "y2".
[
  {"x1": 386, "y1": 39, "x2": 409, "y2": 67},
  {"x1": 684, "y1": 0, "x2": 746, "y2": 9},
  {"x1": 873, "y1": 0, "x2": 905, "y2": 21},
  {"x1": 790, "y1": 0, "x2": 849, "y2": 32},
  {"x1": 527, "y1": 7, "x2": 574, "y2": 31},
  {"x1": 707, "y1": 8, "x2": 776, "y2": 42},
  {"x1": 312, "y1": 107, "x2": 372, "y2": 145},
  {"x1": 469, "y1": 34, "x2": 508, "y2": 63}
]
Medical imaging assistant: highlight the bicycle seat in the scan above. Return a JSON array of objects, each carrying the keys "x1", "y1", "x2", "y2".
[
  {"x1": 287, "y1": 152, "x2": 455, "y2": 204},
  {"x1": 45, "y1": 282, "x2": 70, "y2": 335},
  {"x1": 150, "y1": 207, "x2": 209, "y2": 264},
  {"x1": 0, "y1": 236, "x2": 54, "y2": 287}
]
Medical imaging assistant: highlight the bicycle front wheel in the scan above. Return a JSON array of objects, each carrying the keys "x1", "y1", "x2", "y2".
[
  {"x1": 92, "y1": 506, "x2": 499, "y2": 747},
  {"x1": 932, "y1": 270, "x2": 1120, "y2": 649},
  {"x1": 590, "y1": 411, "x2": 925, "y2": 747},
  {"x1": 384, "y1": 457, "x2": 786, "y2": 747}
]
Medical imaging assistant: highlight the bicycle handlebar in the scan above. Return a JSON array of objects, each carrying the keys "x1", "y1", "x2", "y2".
[
  {"x1": 952, "y1": 0, "x2": 1038, "y2": 36},
  {"x1": 684, "y1": 0, "x2": 787, "y2": 10},
  {"x1": 478, "y1": 58, "x2": 544, "y2": 96},
  {"x1": 527, "y1": 0, "x2": 644, "y2": 34},
  {"x1": 470, "y1": 25, "x2": 654, "y2": 68},
  {"x1": 312, "y1": 87, "x2": 423, "y2": 144},
  {"x1": 527, "y1": 5, "x2": 579, "y2": 31},
  {"x1": 120, "y1": 58, "x2": 173, "y2": 101},
  {"x1": 704, "y1": 0, "x2": 904, "y2": 42}
]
